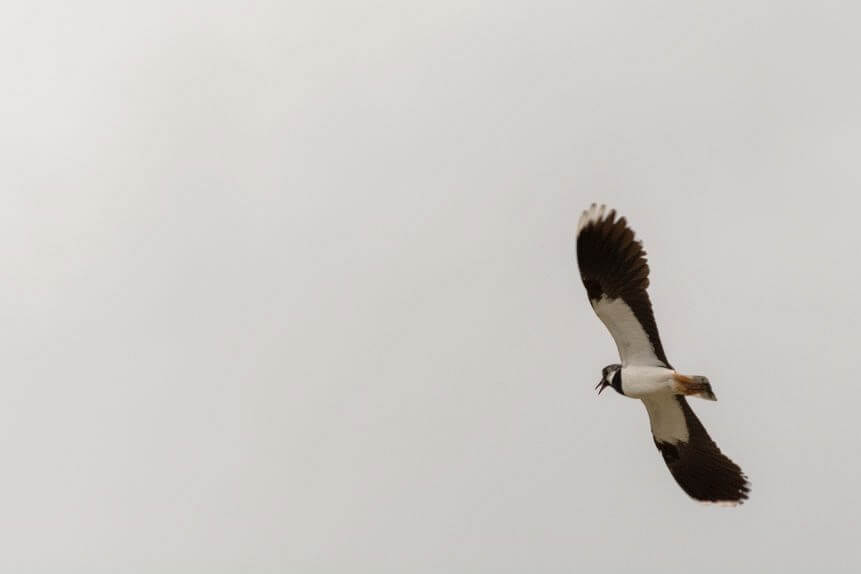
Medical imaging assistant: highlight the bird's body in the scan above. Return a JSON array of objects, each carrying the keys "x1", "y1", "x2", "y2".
[
  {"x1": 617, "y1": 365, "x2": 674, "y2": 398},
  {"x1": 576, "y1": 204, "x2": 749, "y2": 505},
  {"x1": 603, "y1": 365, "x2": 716, "y2": 401}
]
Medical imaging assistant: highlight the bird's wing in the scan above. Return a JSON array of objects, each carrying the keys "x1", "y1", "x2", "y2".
[
  {"x1": 576, "y1": 204, "x2": 670, "y2": 367},
  {"x1": 641, "y1": 394, "x2": 750, "y2": 504}
]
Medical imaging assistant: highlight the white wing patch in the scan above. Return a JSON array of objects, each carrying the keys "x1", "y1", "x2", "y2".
[
  {"x1": 641, "y1": 394, "x2": 689, "y2": 444},
  {"x1": 576, "y1": 204, "x2": 608, "y2": 235},
  {"x1": 591, "y1": 295, "x2": 664, "y2": 367}
]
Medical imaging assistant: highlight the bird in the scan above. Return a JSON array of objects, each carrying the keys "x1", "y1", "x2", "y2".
[{"x1": 576, "y1": 204, "x2": 749, "y2": 505}]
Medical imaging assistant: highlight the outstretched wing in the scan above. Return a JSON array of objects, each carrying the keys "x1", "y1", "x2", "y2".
[
  {"x1": 576, "y1": 204, "x2": 670, "y2": 368},
  {"x1": 641, "y1": 394, "x2": 750, "y2": 504}
]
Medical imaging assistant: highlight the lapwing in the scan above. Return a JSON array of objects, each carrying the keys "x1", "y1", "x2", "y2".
[{"x1": 576, "y1": 204, "x2": 750, "y2": 505}]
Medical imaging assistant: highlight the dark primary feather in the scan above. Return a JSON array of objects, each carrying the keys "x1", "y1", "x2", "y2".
[
  {"x1": 654, "y1": 397, "x2": 750, "y2": 504},
  {"x1": 576, "y1": 207, "x2": 671, "y2": 368}
]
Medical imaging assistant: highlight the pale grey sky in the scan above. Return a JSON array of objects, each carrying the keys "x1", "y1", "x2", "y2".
[{"x1": 3, "y1": 1, "x2": 861, "y2": 572}]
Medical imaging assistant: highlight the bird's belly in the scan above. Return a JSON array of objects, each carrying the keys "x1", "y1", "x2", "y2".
[{"x1": 620, "y1": 366, "x2": 674, "y2": 398}]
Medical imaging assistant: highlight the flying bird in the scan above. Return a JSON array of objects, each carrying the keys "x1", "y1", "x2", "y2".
[{"x1": 576, "y1": 204, "x2": 749, "y2": 505}]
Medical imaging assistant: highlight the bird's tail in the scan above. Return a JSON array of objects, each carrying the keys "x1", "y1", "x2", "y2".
[{"x1": 672, "y1": 373, "x2": 717, "y2": 401}]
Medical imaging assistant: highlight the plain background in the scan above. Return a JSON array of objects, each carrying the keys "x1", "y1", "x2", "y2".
[{"x1": 3, "y1": 1, "x2": 861, "y2": 572}]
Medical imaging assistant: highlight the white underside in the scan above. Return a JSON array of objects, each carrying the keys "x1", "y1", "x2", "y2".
[
  {"x1": 619, "y1": 365, "x2": 674, "y2": 398},
  {"x1": 592, "y1": 296, "x2": 664, "y2": 367},
  {"x1": 641, "y1": 393, "x2": 689, "y2": 444},
  {"x1": 616, "y1": 365, "x2": 689, "y2": 445}
]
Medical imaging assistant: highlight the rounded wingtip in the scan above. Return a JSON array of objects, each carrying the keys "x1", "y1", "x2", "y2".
[
  {"x1": 695, "y1": 478, "x2": 751, "y2": 507},
  {"x1": 577, "y1": 203, "x2": 614, "y2": 235}
]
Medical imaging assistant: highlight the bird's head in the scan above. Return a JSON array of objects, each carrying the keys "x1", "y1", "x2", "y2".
[{"x1": 596, "y1": 363, "x2": 622, "y2": 395}]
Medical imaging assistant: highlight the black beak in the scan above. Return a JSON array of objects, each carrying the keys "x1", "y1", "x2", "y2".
[{"x1": 595, "y1": 378, "x2": 609, "y2": 394}]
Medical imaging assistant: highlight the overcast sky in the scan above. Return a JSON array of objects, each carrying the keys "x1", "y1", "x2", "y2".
[{"x1": 3, "y1": 1, "x2": 861, "y2": 572}]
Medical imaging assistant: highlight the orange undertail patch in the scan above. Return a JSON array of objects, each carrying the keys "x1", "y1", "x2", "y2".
[{"x1": 672, "y1": 372, "x2": 717, "y2": 401}]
